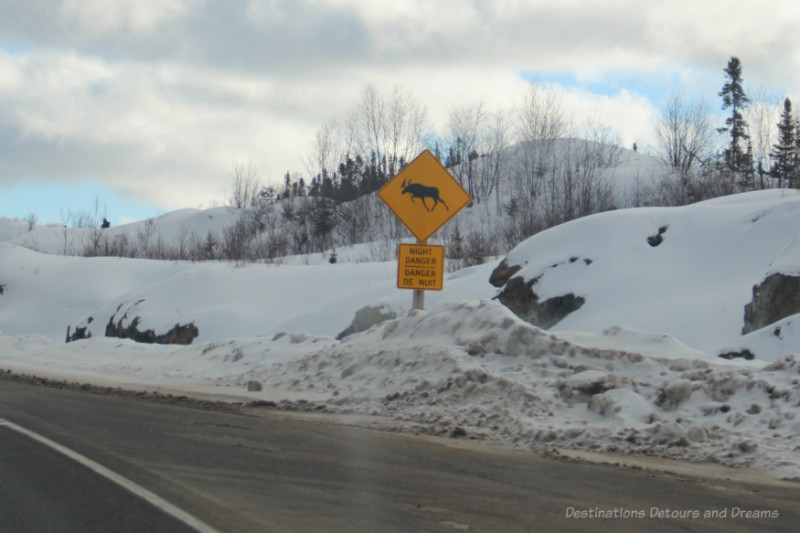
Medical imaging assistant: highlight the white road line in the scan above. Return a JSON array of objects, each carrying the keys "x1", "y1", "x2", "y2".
[{"x1": 0, "y1": 418, "x2": 223, "y2": 533}]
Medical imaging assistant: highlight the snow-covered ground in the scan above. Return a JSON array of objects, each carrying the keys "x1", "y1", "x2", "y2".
[{"x1": 2, "y1": 189, "x2": 800, "y2": 480}]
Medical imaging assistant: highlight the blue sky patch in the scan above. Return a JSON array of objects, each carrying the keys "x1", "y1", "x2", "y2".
[
  {"x1": 522, "y1": 69, "x2": 684, "y2": 107},
  {"x1": 0, "y1": 181, "x2": 159, "y2": 226}
]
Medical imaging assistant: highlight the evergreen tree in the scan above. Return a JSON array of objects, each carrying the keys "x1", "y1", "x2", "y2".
[
  {"x1": 771, "y1": 98, "x2": 798, "y2": 188},
  {"x1": 449, "y1": 224, "x2": 465, "y2": 267},
  {"x1": 320, "y1": 170, "x2": 334, "y2": 199},
  {"x1": 282, "y1": 172, "x2": 291, "y2": 200},
  {"x1": 337, "y1": 156, "x2": 361, "y2": 202},
  {"x1": 717, "y1": 57, "x2": 751, "y2": 175},
  {"x1": 309, "y1": 176, "x2": 321, "y2": 197},
  {"x1": 203, "y1": 231, "x2": 218, "y2": 260}
]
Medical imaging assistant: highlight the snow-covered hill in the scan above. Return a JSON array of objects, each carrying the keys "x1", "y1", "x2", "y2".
[{"x1": 0, "y1": 207, "x2": 239, "y2": 257}]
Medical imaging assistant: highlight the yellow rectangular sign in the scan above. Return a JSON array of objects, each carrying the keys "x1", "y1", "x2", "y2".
[{"x1": 397, "y1": 243, "x2": 445, "y2": 291}]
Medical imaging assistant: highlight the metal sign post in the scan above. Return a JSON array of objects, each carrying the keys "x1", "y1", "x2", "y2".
[{"x1": 413, "y1": 285, "x2": 424, "y2": 311}]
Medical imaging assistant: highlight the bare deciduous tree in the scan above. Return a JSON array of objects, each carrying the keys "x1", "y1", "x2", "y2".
[
  {"x1": 305, "y1": 119, "x2": 351, "y2": 182},
  {"x1": 347, "y1": 84, "x2": 428, "y2": 176},
  {"x1": 25, "y1": 212, "x2": 37, "y2": 232},
  {"x1": 228, "y1": 161, "x2": 262, "y2": 209},
  {"x1": 518, "y1": 81, "x2": 571, "y2": 143},
  {"x1": 541, "y1": 121, "x2": 620, "y2": 226},
  {"x1": 445, "y1": 101, "x2": 509, "y2": 208},
  {"x1": 508, "y1": 81, "x2": 572, "y2": 213},
  {"x1": 445, "y1": 100, "x2": 487, "y2": 201},
  {"x1": 653, "y1": 91, "x2": 715, "y2": 179},
  {"x1": 745, "y1": 88, "x2": 780, "y2": 189},
  {"x1": 482, "y1": 110, "x2": 510, "y2": 215}
]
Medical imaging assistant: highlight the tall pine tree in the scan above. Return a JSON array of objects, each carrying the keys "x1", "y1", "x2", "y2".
[
  {"x1": 718, "y1": 57, "x2": 752, "y2": 177},
  {"x1": 770, "y1": 98, "x2": 798, "y2": 188}
]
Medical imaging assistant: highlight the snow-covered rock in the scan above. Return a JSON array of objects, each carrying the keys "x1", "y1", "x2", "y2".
[{"x1": 491, "y1": 189, "x2": 800, "y2": 357}]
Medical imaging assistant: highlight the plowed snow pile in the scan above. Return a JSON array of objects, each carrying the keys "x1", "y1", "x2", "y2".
[
  {"x1": 250, "y1": 301, "x2": 800, "y2": 479},
  {"x1": 8, "y1": 300, "x2": 787, "y2": 478}
]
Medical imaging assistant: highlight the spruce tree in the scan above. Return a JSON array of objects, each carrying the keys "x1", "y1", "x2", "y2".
[
  {"x1": 770, "y1": 98, "x2": 797, "y2": 188},
  {"x1": 718, "y1": 57, "x2": 751, "y2": 175}
]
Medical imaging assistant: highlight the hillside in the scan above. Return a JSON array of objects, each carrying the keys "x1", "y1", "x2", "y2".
[{"x1": 1, "y1": 141, "x2": 663, "y2": 262}]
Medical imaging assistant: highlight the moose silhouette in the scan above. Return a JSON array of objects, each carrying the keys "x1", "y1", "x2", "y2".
[{"x1": 401, "y1": 179, "x2": 449, "y2": 212}]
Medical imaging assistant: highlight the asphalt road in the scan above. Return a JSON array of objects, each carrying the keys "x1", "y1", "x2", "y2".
[
  {"x1": 1, "y1": 373, "x2": 800, "y2": 533},
  {"x1": 0, "y1": 424, "x2": 201, "y2": 533}
]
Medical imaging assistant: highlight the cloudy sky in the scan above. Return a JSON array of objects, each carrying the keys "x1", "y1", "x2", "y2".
[{"x1": 1, "y1": 0, "x2": 799, "y2": 224}]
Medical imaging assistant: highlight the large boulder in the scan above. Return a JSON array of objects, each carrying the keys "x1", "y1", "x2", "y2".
[
  {"x1": 337, "y1": 305, "x2": 397, "y2": 340},
  {"x1": 743, "y1": 273, "x2": 800, "y2": 334}
]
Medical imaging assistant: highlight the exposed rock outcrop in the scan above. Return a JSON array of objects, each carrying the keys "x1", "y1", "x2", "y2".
[
  {"x1": 488, "y1": 259, "x2": 522, "y2": 288},
  {"x1": 490, "y1": 259, "x2": 585, "y2": 330},
  {"x1": 718, "y1": 349, "x2": 756, "y2": 361},
  {"x1": 647, "y1": 225, "x2": 668, "y2": 247},
  {"x1": 66, "y1": 317, "x2": 94, "y2": 342},
  {"x1": 66, "y1": 300, "x2": 199, "y2": 345},
  {"x1": 492, "y1": 277, "x2": 584, "y2": 330},
  {"x1": 743, "y1": 273, "x2": 800, "y2": 334},
  {"x1": 105, "y1": 314, "x2": 198, "y2": 345}
]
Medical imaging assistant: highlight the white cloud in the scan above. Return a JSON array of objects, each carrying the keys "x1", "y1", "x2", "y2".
[
  {"x1": 58, "y1": 0, "x2": 193, "y2": 35},
  {"x1": 1, "y1": 0, "x2": 799, "y2": 212}
]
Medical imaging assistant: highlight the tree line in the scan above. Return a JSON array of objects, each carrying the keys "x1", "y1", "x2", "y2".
[
  {"x1": 45, "y1": 57, "x2": 800, "y2": 266},
  {"x1": 653, "y1": 56, "x2": 800, "y2": 203}
]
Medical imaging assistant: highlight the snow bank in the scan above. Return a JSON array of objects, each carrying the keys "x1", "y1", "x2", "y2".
[
  {"x1": 199, "y1": 300, "x2": 800, "y2": 480},
  {"x1": 3, "y1": 299, "x2": 800, "y2": 480}
]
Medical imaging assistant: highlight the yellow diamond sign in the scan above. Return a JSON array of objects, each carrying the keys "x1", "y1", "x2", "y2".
[{"x1": 377, "y1": 149, "x2": 471, "y2": 242}]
